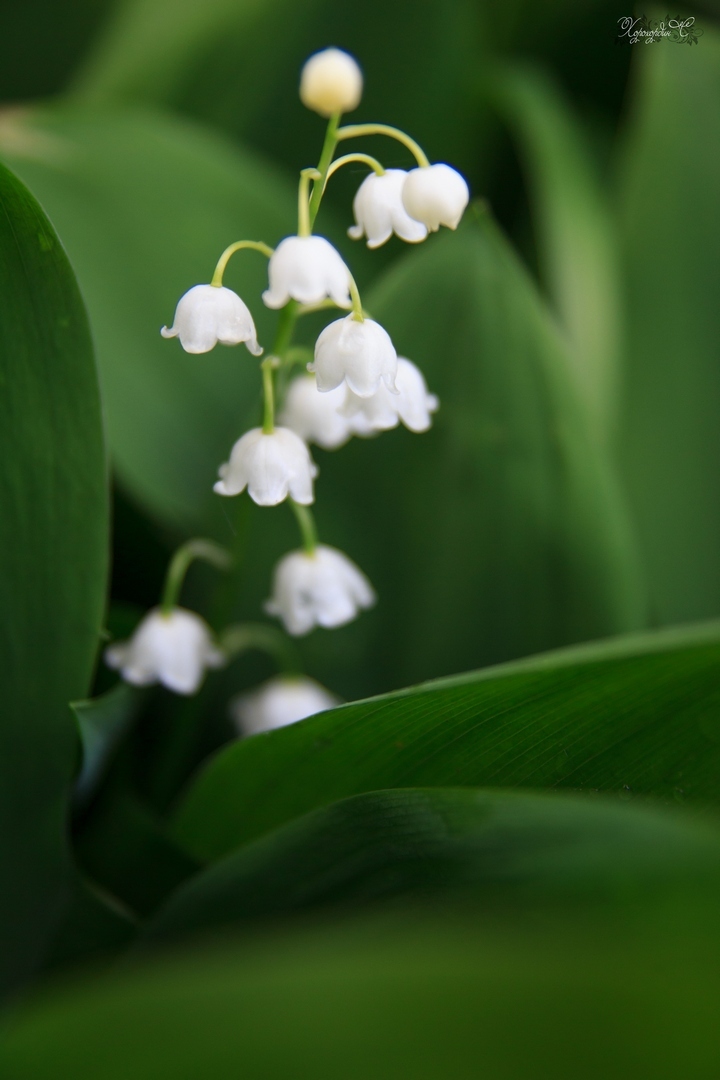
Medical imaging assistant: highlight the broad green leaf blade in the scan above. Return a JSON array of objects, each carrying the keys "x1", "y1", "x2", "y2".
[
  {"x1": 72, "y1": 682, "x2": 145, "y2": 806},
  {"x1": 492, "y1": 65, "x2": 622, "y2": 441},
  {"x1": 0, "y1": 106, "x2": 299, "y2": 533},
  {"x1": 237, "y1": 212, "x2": 645, "y2": 697},
  {"x1": 173, "y1": 621, "x2": 720, "y2": 860},
  {"x1": 617, "y1": 29, "x2": 720, "y2": 623},
  {"x1": 148, "y1": 788, "x2": 720, "y2": 946},
  {"x1": 4, "y1": 905, "x2": 720, "y2": 1079},
  {"x1": 0, "y1": 163, "x2": 108, "y2": 993}
]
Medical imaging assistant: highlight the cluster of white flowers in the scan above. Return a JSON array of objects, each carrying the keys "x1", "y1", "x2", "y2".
[{"x1": 107, "y1": 48, "x2": 468, "y2": 736}]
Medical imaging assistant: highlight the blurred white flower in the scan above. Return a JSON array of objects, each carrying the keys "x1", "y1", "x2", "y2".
[
  {"x1": 263, "y1": 236, "x2": 352, "y2": 310},
  {"x1": 342, "y1": 357, "x2": 439, "y2": 434},
  {"x1": 401, "y1": 164, "x2": 469, "y2": 232},
  {"x1": 231, "y1": 675, "x2": 340, "y2": 737},
  {"x1": 310, "y1": 315, "x2": 397, "y2": 398},
  {"x1": 299, "y1": 47, "x2": 363, "y2": 117},
  {"x1": 214, "y1": 427, "x2": 317, "y2": 505},
  {"x1": 161, "y1": 284, "x2": 262, "y2": 355},
  {"x1": 348, "y1": 169, "x2": 428, "y2": 249},
  {"x1": 104, "y1": 608, "x2": 224, "y2": 696},
  {"x1": 279, "y1": 374, "x2": 355, "y2": 450},
  {"x1": 265, "y1": 544, "x2": 375, "y2": 636}
]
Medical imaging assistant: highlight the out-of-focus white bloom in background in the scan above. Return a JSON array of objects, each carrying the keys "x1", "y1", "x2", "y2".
[
  {"x1": 401, "y1": 164, "x2": 469, "y2": 232},
  {"x1": 161, "y1": 284, "x2": 263, "y2": 355},
  {"x1": 279, "y1": 374, "x2": 355, "y2": 450},
  {"x1": 214, "y1": 427, "x2": 317, "y2": 505},
  {"x1": 231, "y1": 675, "x2": 340, "y2": 737},
  {"x1": 265, "y1": 544, "x2": 375, "y2": 636},
  {"x1": 342, "y1": 357, "x2": 439, "y2": 434},
  {"x1": 348, "y1": 169, "x2": 428, "y2": 249},
  {"x1": 299, "y1": 47, "x2": 363, "y2": 117},
  {"x1": 263, "y1": 236, "x2": 352, "y2": 310},
  {"x1": 311, "y1": 315, "x2": 397, "y2": 397},
  {"x1": 105, "y1": 608, "x2": 224, "y2": 695}
]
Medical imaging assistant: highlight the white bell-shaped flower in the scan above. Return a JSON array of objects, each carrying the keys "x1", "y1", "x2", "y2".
[
  {"x1": 104, "y1": 607, "x2": 224, "y2": 696},
  {"x1": 161, "y1": 284, "x2": 262, "y2": 355},
  {"x1": 401, "y1": 164, "x2": 470, "y2": 232},
  {"x1": 342, "y1": 357, "x2": 439, "y2": 434},
  {"x1": 299, "y1": 48, "x2": 363, "y2": 117},
  {"x1": 231, "y1": 675, "x2": 340, "y2": 737},
  {"x1": 279, "y1": 374, "x2": 355, "y2": 450},
  {"x1": 310, "y1": 315, "x2": 397, "y2": 398},
  {"x1": 263, "y1": 236, "x2": 352, "y2": 310},
  {"x1": 348, "y1": 169, "x2": 428, "y2": 249},
  {"x1": 214, "y1": 427, "x2": 317, "y2": 506},
  {"x1": 265, "y1": 544, "x2": 375, "y2": 636}
]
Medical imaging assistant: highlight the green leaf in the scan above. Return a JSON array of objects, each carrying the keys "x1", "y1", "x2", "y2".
[
  {"x1": 4, "y1": 903, "x2": 720, "y2": 1078},
  {"x1": 617, "y1": 29, "x2": 720, "y2": 623},
  {"x1": 0, "y1": 162, "x2": 108, "y2": 993},
  {"x1": 491, "y1": 65, "x2": 622, "y2": 441},
  {"x1": 72, "y1": 682, "x2": 145, "y2": 807},
  {"x1": 0, "y1": 106, "x2": 299, "y2": 534},
  {"x1": 236, "y1": 212, "x2": 645, "y2": 697},
  {"x1": 173, "y1": 621, "x2": 720, "y2": 860},
  {"x1": 147, "y1": 788, "x2": 720, "y2": 946}
]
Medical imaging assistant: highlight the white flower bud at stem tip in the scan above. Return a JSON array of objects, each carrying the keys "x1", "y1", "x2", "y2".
[{"x1": 300, "y1": 48, "x2": 363, "y2": 117}]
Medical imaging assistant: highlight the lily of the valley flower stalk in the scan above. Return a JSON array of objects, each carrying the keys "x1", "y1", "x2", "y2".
[{"x1": 108, "y1": 46, "x2": 470, "y2": 739}]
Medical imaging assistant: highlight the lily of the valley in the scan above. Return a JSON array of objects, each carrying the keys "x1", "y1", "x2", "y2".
[
  {"x1": 348, "y1": 169, "x2": 428, "y2": 249},
  {"x1": 342, "y1": 357, "x2": 439, "y2": 434},
  {"x1": 214, "y1": 427, "x2": 317, "y2": 505},
  {"x1": 105, "y1": 608, "x2": 224, "y2": 695},
  {"x1": 401, "y1": 164, "x2": 469, "y2": 232},
  {"x1": 263, "y1": 236, "x2": 352, "y2": 310},
  {"x1": 265, "y1": 544, "x2": 375, "y2": 636},
  {"x1": 311, "y1": 315, "x2": 397, "y2": 398},
  {"x1": 231, "y1": 675, "x2": 340, "y2": 737},
  {"x1": 300, "y1": 48, "x2": 363, "y2": 118},
  {"x1": 279, "y1": 374, "x2": 355, "y2": 450},
  {"x1": 161, "y1": 284, "x2": 262, "y2": 355}
]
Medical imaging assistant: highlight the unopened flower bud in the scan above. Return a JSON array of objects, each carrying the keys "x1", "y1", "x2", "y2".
[
  {"x1": 311, "y1": 315, "x2": 397, "y2": 398},
  {"x1": 214, "y1": 427, "x2": 317, "y2": 506},
  {"x1": 265, "y1": 544, "x2": 375, "y2": 636},
  {"x1": 104, "y1": 608, "x2": 224, "y2": 695},
  {"x1": 161, "y1": 284, "x2": 262, "y2": 355},
  {"x1": 263, "y1": 236, "x2": 352, "y2": 311},
  {"x1": 348, "y1": 169, "x2": 428, "y2": 249},
  {"x1": 300, "y1": 48, "x2": 363, "y2": 118},
  {"x1": 231, "y1": 675, "x2": 340, "y2": 737},
  {"x1": 402, "y1": 164, "x2": 470, "y2": 232}
]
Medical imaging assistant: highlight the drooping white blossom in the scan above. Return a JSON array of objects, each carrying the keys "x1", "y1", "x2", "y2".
[
  {"x1": 231, "y1": 675, "x2": 340, "y2": 737},
  {"x1": 310, "y1": 315, "x2": 397, "y2": 398},
  {"x1": 348, "y1": 169, "x2": 428, "y2": 249},
  {"x1": 263, "y1": 236, "x2": 352, "y2": 310},
  {"x1": 342, "y1": 357, "x2": 439, "y2": 434},
  {"x1": 161, "y1": 284, "x2": 262, "y2": 355},
  {"x1": 401, "y1": 164, "x2": 470, "y2": 232},
  {"x1": 214, "y1": 427, "x2": 317, "y2": 506},
  {"x1": 104, "y1": 608, "x2": 224, "y2": 695},
  {"x1": 299, "y1": 48, "x2": 363, "y2": 117},
  {"x1": 265, "y1": 544, "x2": 375, "y2": 636},
  {"x1": 279, "y1": 374, "x2": 355, "y2": 450}
]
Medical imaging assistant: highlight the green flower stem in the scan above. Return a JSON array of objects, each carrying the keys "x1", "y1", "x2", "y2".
[
  {"x1": 298, "y1": 168, "x2": 320, "y2": 237},
  {"x1": 324, "y1": 152, "x2": 385, "y2": 189},
  {"x1": 296, "y1": 298, "x2": 343, "y2": 317},
  {"x1": 261, "y1": 357, "x2": 277, "y2": 434},
  {"x1": 290, "y1": 499, "x2": 318, "y2": 554},
  {"x1": 283, "y1": 345, "x2": 315, "y2": 368},
  {"x1": 210, "y1": 240, "x2": 274, "y2": 287},
  {"x1": 349, "y1": 273, "x2": 364, "y2": 322},
  {"x1": 161, "y1": 539, "x2": 232, "y2": 614},
  {"x1": 273, "y1": 300, "x2": 299, "y2": 355},
  {"x1": 308, "y1": 111, "x2": 341, "y2": 229},
  {"x1": 336, "y1": 123, "x2": 430, "y2": 168},
  {"x1": 219, "y1": 622, "x2": 301, "y2": 674}
]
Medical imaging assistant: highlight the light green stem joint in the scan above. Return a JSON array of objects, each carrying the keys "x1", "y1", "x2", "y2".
[{"x1": 161, "y1": 539, "x2": 232, "y2": 615}]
